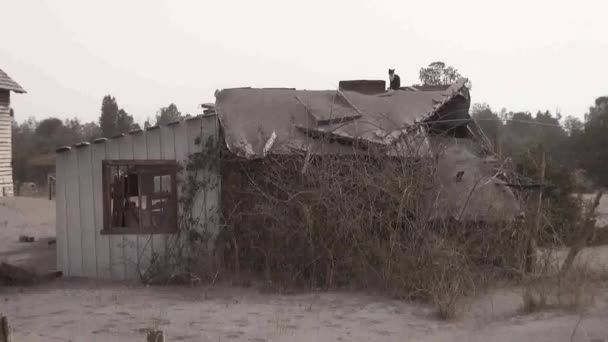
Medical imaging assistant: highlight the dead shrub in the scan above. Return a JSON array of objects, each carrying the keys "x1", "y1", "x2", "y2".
[
  {"x1": 219, "y1": 139, "x2": 526, "y2": 319},
  {"x1": 521, "y1": 265, "x2": 599, "y2": 313},
  {"x1": 520, "y1": 190, "x2": 603, "y2": 314},
  {"x1": 521, "y1": 245, "x2": 602, "y2": 314}
]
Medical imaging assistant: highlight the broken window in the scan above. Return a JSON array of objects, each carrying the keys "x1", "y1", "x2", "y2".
[{"x1": 102, "y1": 160, "x2": 178, "y2": 234}]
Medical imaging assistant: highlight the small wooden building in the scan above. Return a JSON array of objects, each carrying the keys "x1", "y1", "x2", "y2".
[
  {"x1": 55, "y1": 78, "x2": 520, "y2": 281},
  {"x1": 0, "y1": 68, "x2": 26, "y2": 197},
  {"x1": 54, "y1": 115, "x2": 220, "y2": 279}
]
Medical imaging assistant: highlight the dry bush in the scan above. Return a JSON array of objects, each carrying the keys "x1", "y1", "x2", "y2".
[
  {"x1": 219, "y1": 137, "x2": 527, "y2": 319},
  {"x1": 521, "y1": 264, "x2": 600, "y2": 313},
  {"x1": 521, "y1": 191, "x2": 604, "y2": 314}
]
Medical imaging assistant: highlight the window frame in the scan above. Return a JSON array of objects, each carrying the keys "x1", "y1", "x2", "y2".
[{"x1": 101, "y1": 159, "x2": 178, "y2": 235}]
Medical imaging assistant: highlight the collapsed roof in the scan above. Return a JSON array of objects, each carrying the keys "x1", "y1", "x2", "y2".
[
  {"x1": 214, "y1": 79, "x2": 521, "y2": 221},
  {"x1": 214, "y1": 78, "x2": 477, "y2": 159}
]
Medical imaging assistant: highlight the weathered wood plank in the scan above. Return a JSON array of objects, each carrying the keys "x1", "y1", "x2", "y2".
[
  {"x1": 92, "y1": 142, "x2": 111, "y2": 279},
  {"x1": 201, "y1": 116, "x2": 220, "y2": 240},
  {"x1": 55, "y1": 152, "x2": 69, "y2": 274},
  {"x1": 105, "y1": 139, "x2": 126, "y2": 280},
  {"x1": 186, "y1": 118, "x2": 208, "y2": 235},
  {"x1": 131, "y1": 132, "x2": 153, "y2": 280},
  {"x1": 77, "y1": 146, "x2": 97, "y2": 278},
  {"x1": 118, "y1": 134, "x2": 139, "y2": 280},
  {"x1": 158, "y1": 126, "x2": 176, "y2": 259},
  {"x1": 65, "y1": 150, "x2": 83, "y2": 276},
  {"x1": 173, "y1": 121, "x2": 189, "y2": 239},
  {"x1": 144, "y1": 128, "x2": 166, "y2": 259}
]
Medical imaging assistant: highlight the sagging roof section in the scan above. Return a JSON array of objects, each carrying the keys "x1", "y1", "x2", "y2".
[
  {"x1": 0, "y1": 68, "x2": 26, "y2": 93},
  {"x1": 215, "y1": 78, "x2": 471, "y2": 159}
]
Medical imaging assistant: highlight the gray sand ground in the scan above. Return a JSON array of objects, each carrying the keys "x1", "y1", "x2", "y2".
[{"x1": 2, "y1": 196, "x2": 608, "y2": 341}]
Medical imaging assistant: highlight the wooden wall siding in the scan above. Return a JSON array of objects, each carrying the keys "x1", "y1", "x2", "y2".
[
  {"x1": 92, "y1": 141, "x2": 112, "y2": 278},
  {"x1": 55, "y1": 151, "x2": 69, "y2": 274},
  {"x1": 144, "y1": 127, "x2": 165, "y2": 262},
  {"x1": 118, "y1": 134, "x2": 138, "y2": 280},
  {"x1": 131, "y1": 130, "x2": 152, "y2": 279},
  {"x1": 77, "y1": 145, "x2": 97, "y2": 278},
  {"x1": 65, "y1": 149, "x2": 83, "y2": 275},
  {"x1": 0, "y1": 90, "x2": 13, "y2": 197},
  {"x1": 55, "y1": 117, "x2": 220, "y2": 279}
]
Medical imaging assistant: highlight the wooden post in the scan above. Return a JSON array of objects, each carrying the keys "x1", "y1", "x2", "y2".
[
  {"x1": 0, "y1": 315, "x2": 10, "y2": 342},
  {"x1": 527, "y1": 149, "x2": 546, "y2": 273},
  {"x1": 48, "y1": 174, "x2": 52, "y2": 200},
  {"x1": 146, "y1": 330, "x2": 164, "y2": 342}
]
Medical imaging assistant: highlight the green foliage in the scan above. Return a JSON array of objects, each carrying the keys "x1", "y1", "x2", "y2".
[
  {"x1": 563, "y1": 116, "x2": 584, "y2": 137},
  {"x1": 471, "y1": 104, "x2": 583, "y2": 245},
  {"x1": 567, "y1": 97, "x2": 608, "y2": 186},
  {"x1": 98, "y1": 95, "x2": 138, "y2": 137},
  {"x1": 12, "y1": 116, "x2": 101, "y2": 186},
  {"x1": 515, "y1": 146, "x2": 582, "y2": 245},
  {"x1": 471, "y1": 103, "x2": 501, "y2": 149},
  {"x1": 419, "y1": 61, "x2": 462, "y2": 86},
  {"x1": 155, "y1": 103, "x2": 182, "y2": 126}
]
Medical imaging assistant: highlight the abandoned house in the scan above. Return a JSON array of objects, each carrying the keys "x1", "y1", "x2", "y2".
[
  {"x1": 0, "y1": 68, "x2": 26, "y2": 197},
  {"x1": 54, "y1": 77, "x2": 521, "y2": 280}
]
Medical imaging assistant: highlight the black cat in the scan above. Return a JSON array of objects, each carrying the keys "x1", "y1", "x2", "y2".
[{"x1": 388, "y1": 68, "x2": 401, "y2": 90}]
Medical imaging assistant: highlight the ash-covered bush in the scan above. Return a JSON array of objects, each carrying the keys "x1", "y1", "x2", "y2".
[{"x1": 219, "y1": 144, "x2": 528, "y2": 318}]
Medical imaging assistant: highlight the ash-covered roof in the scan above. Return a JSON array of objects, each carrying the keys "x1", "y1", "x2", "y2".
[
  {"x1": 0, "y1": 68, "x2": 26, "y2": 93},
  {"x1": 215, "y1": 78, "x2": 471, "y2": 159}
]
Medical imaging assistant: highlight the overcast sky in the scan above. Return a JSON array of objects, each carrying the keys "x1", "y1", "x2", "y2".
[{"x1": 1, "y1": 0, "x2": 607, "y2": 125}]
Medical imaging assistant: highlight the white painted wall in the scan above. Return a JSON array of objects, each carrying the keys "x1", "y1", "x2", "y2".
[
  {"x1": 0, "y1": 90, "x2": 13, "y2": 197},
  {"x1": 55, "y1": 116, "x2": 220, "y2": 279}
]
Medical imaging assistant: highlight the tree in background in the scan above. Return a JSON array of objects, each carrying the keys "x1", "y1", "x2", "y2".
[
  {"x1": 81, "y1": 121, "x2": 102, "y2": 141},
  {"x1": 99, "y1": 95, "x2": 118, "y2": 136},
  {"x1": 563, "y1": 116, "x2": 584, "y2": 137},
  {"x1": 419, "y1": 61, "x2": 462, "y2": 86},
  {"x1": 99, "y1": 95, "x2": 139, "y2": 137},
  {"x1": 471, "y1": 103, "x2": 501, "y2": 151},
  {"x1": 472, "y1": 105, "x2": 567, "y2": 161},
  {"x1": 570, "y1": 97, "x2": 608, "y2": 186},
  {"x1": 11, "y1": 118, "x2": 37, "y2": 187},
  {"x1": 155, "y1": 103, "x2": 182, "y2": 126},
  {"x1": 12, "y1": 117, "x2": 100, "y2": 187}
]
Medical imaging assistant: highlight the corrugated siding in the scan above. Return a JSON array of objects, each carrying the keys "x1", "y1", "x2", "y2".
[
  {"x1": 55, "y1": 116, "x2": 220, "y2": 279},
  {"x1": 0, "y1": 90, "x2": 12, "y2": 197}
]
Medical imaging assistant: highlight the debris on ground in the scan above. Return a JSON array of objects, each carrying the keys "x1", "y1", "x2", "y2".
[
  {"x1": 18, "y1": 235, "x2": 35, "y2": 243},
  {"x1": 0, "y1": 263, "x2": 62, "y2": 286},
  {"x1": 0, "y1": 262, "x2": 37, "y2": 286}
]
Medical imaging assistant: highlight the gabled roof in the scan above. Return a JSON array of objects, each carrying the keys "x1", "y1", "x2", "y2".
[
  {"x1": 0, "y1": 68, "x2": 26, "y2": 93},
  {"x1": 215, "y1": 78, "x2": 471, "y2": 159}
]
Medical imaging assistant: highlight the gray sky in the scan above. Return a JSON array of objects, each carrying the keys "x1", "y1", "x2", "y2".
[{"x1": 1, "y1": 0, "x2": 607, "y2": 125}]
